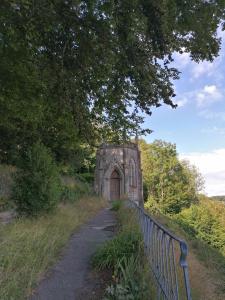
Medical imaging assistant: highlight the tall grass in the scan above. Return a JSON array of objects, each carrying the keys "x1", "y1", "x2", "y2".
[
  {"x1": 0, "y1": 196, "x2": 105, "y2": 300},
  {"x1": 145, "y1": 207, "x2": 225, "y2": 299},
  {"x1": 92, "y1": 204, "x2": 152, "y2": 299}
]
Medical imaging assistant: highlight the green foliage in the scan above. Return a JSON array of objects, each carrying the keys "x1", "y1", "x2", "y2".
[
  {"x1": 143, "y1": 181, "x2": 149, "y2": 202},
  {"x1": 77, "y1": 173, "x2": 94, "y2": 184},
  {"x1": 145, "y1": 205, "x2": 225, "y2": 298},
  {"x1": 1, "y1": 1, "x2": 225, "y2": 164},
  {"x1": 12, "y1": 142, "x2": 61, "y2": 216},
  {"x1": 0, "y1": 196, "x2": 105, "y2": 300},
  {"x1": 61, "y1": 178, "x2": 91, "y2": 203},
  {"x1": 140, "y1": 139, "x2": 204, "y2": 214},
  {"x1": 61, "y1": 186, "x2": 81, "y2": 203},
  {"x1": 175, "y1": 197, "x2": 225, "y2": 254},
  {"x1": 111, "y1": 200, "x2": 123, "y2": 212},
  {"x1": 104, "y1": 256, "x2": 149, "y2": 300},
  {"x1": 92, "y1": 230, "x2": 141, "y2": 270},
  {"x1": 93, "y1": 206, "x2": 151, "y2": 299}
]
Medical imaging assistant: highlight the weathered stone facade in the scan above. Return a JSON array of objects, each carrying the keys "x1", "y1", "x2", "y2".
[{"x1": 94, "y1": 143, "x2": 143, "y2": 206}]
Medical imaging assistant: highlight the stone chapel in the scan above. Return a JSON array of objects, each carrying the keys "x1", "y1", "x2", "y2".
[{"x1": 94, "y1": 143, "x2": 143, "y2": 206}]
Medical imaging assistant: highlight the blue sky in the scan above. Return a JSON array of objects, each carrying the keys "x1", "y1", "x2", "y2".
[{"x1": 143, "y1": 29, "x2": 225, "y2": 196}]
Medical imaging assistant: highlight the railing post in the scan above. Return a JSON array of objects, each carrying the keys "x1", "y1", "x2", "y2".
[
  {"x1": 127, "y1": 199, "x2": 192, "y2": 300},
  {"x1": 179, "y1": 242, "x2": 192, "y2": 300}
]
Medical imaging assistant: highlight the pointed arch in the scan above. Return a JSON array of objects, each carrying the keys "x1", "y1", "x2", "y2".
[
  {"x1": 103, "y1": 157, "x2": 125, "y2": 201},
  {"x1": 110, "y1": 169, "x2": 120, "y2": 200},
  {"x1": 104, "y1": 157, "x2": 124, "y2": 181}
]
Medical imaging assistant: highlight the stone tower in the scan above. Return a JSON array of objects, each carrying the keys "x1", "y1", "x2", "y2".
[{"x1": 94, "y1": 143, "x2": 143, "y2": 206}]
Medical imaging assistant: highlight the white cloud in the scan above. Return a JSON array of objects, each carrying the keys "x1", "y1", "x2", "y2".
[
  {"x1": 199, "y1": 110, "x2": 225, "y2": 121},
  {"x1": 171, "y1": 27, "x2": 225, "y2": 83},
  {"x1": 191, "y1": 61, "x2": 215, "y2": 78},
  {"x1": 180, "y1": 149, "x2": 225, "y2": 196},
  {"x1": 201, "y1": 126, "x2": 225, "y2": 135},
  {"x1": 196, "y1": 84, "x2": 222, "y2": 107},
  {"x1": 173, "y1": 51, "x2": 190, "y2": 69},
  {"x1": 173, "y1": 98, "x2": 188, "y2": 108},
  {"x1": 203, "y1": 85, "x2": 218, "y2": 94},
  {"x1": 174, "y1": 85, "x2": 223, "y2": 110}
]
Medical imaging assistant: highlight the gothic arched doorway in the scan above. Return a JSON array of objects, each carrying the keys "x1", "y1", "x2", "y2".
[{"x1": 110, "y1": 169, "x2": 120, "y2": 200}]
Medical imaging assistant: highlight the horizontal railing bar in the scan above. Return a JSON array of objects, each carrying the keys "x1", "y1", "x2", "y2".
[
  {"x1": 135, "y1": 203, "x2": 187, "y2": 244},
  {"x1": 128, "y1": 200, "x2": 192, "y2": 300}
]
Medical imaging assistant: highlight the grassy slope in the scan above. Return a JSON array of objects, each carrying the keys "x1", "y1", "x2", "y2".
[
  {"x1": 151, "y1": 212, "x2": 225, "y2": 300},
  {"x1": 0, "y1": 196, "x2": 105, "y2": 300}
]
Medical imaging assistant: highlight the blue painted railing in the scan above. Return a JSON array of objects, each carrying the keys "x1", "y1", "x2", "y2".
[{"x1": 129, "y1": 200, "x2": 192, "y2": 300}]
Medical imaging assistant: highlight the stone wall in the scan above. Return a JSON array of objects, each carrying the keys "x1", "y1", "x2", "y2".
[{"x1": 94, "y1": 143, "x2": 143, "y2": 206}]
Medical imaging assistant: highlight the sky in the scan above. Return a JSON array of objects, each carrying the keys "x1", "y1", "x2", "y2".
[{"x1": 144, "y1": 29, "x2": 225, "y2": 196}]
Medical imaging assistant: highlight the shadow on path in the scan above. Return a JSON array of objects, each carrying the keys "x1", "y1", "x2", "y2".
[{"x1": 31, "y1": 208, "x2": 116, "y2": 300}]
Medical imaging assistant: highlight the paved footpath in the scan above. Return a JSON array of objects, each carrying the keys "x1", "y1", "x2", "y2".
[{"x1": 31, "y1": 208, "x2": 116, "y2": 300}]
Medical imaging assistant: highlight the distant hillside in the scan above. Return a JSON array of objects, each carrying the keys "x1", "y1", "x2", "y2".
[{"x1": 210, "y1": 195, "x2": 225, "y2": 202}]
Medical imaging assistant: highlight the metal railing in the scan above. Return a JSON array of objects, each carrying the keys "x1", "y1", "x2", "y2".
[{"x1": 129, "y1": 200, "x2": 192, "y2": 300}]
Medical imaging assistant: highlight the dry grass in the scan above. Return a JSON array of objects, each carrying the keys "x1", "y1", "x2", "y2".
[
  {"x1": 0, "y1": 196, "x2": 106, "y2": 300},
  {"x1": 151, "y1": 212, "x2": 225, "y2": 300}
]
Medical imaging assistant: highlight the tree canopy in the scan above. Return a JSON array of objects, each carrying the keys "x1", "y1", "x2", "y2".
[
  {"x1": 1, "y1": 1, "x2": 225, "y2": 164},
  {"x1": 139, "y1": 139, "x2": 204, "y2": 214}
]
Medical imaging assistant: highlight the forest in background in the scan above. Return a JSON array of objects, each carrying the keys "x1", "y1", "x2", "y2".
[{"x1": 139, "y1": 139, "x2": 225, "y2": 275}]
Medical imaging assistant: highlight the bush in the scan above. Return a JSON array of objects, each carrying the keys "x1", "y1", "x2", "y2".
[
  {"x1": 175, "y1": 199, "x2": 225, "y2": 254},
  {"x1": 111, "y1": 200, "x2": 122, "y2": 211},
  {"x1": 12, "y1": 142, "x2": 61, "y2": 216},
  {"x1": 139, "y1": 140, "x2": 203, "y2": 215},
  {"x1": 92, "y1": 229, "x2": 141, "y2": 270},
  {"x1": 77, "y1": 172, "x2": 94, "y2": 183}
]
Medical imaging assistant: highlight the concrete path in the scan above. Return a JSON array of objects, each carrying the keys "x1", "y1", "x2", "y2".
[{"x1": 31, "y1": 208, "x2": 116, "y2": 300}]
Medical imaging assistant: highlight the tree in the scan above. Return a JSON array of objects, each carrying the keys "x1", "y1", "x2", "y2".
[
  {"x1": 139, "y1": 139, "x2": 204, "y2": 214},
  {"x1": 1, "y1": 1, "x2": 225, "y2": 163},
  {"x1": 12, "y1": 142, "x2": 61, "y2": 216},
  {"x1": 176, "y1": 196, "x2": 225, "y2": 252}
]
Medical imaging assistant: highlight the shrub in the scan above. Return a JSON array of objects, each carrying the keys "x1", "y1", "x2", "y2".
[
  {"x1": 12, "y1": 142, "x2": 61, "y2": 216},
  {"x1": 77, "y1": 172, "x2": 94, "y2": 183},
  {"x1": 175, "y1": 199, "x2": 225, "y2": 254},
  {"x1": 139, "y1": 140, "x2": 203, "y2": 215},
  {"x1": 111, "y1": 200, "x2": 122, "y2": 211},
  {"x1": 92, "y1": 229, "x2": 141, "y2": 270}
]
